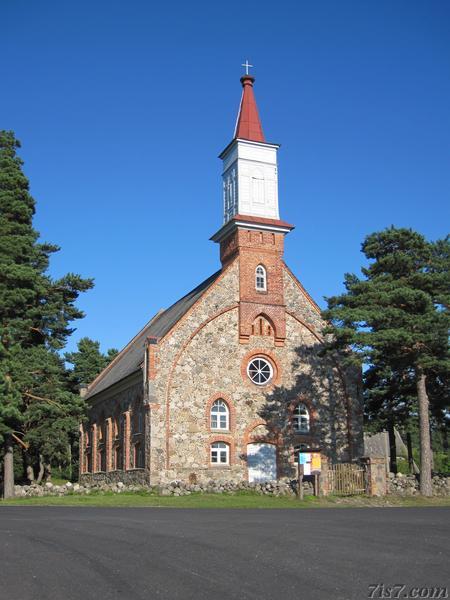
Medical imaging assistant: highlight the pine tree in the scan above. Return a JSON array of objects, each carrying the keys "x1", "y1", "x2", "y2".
[
  {"x1": 0, "y1": 131, "x2": 93, "y2": 496},
  {"x1": 323, "y1": 227, "x2": 449, "y2": 496},
  {"x1": 65, "y1": 337, "x2": 118, "y2": 391}
]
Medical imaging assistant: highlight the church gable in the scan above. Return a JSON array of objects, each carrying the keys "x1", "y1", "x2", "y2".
[{"x1": 283, "y1": 265, "x2": 324, "y2": 339}]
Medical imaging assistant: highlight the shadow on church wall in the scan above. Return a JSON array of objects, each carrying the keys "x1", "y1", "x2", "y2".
[{"x1": 256, "y1": 342, "x2": 362, "y2": 480}]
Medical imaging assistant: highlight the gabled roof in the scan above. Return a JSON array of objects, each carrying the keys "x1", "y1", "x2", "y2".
[{"x1": 85, "y1": 270, "x2": 222, "y2": 400}]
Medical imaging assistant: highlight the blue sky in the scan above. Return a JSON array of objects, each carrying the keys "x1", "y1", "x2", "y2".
[{"x1": 2, "y1": 0, "x2": 449, "y2": 354}]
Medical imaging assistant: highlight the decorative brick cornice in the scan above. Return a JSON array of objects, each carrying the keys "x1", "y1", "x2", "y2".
[{"x1": 211, "y1": 214, "x2": 294, "y2": 244}]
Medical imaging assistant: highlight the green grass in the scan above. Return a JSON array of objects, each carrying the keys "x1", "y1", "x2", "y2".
[{"x1": 2, "y1": 490, "x2": 450, "y2": 509}]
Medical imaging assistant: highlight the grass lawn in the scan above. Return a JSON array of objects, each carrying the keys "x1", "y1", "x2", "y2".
[{"x1": 1, "y1": 491, "x2": 450, "y2": 509}]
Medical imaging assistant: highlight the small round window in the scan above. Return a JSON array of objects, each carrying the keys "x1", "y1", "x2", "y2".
[{"x1": 247, "y1": 357, "x2": 273, "y2": 386}]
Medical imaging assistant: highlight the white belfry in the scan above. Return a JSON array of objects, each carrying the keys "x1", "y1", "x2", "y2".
[{"x1": 220, "y1": 73, "x2": 279, "y2": 223}]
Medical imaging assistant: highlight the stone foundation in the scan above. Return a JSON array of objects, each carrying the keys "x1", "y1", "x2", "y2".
[
  {"x1": 80, "y1": 469, "x2": 148, "y2": 486},
  {"x1": 13, "y1": 478, "x2": 314, "y2": 498},
  {"x1": 388, "y1": 473, "x2": 450, "y2": 496}
]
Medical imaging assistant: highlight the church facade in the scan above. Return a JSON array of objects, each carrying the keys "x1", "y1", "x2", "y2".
[{"x1": 80, "y1": 72, "x2": 363, "y2": 485}]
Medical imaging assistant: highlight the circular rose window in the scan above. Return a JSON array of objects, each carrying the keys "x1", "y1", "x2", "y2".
[{"x1": 247, "y1": 357, "x2": 273, "y2": 386}]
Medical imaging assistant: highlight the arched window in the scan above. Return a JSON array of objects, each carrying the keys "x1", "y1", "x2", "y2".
[
  {"x1": 210, "y1": 399, "x2": 229, "y2": 430},
  {"x1": 293, "y1": 403, "x2": 310, "y2": 433},
  {"x1": 210, "y1": 442, "x2": 229, "y2": 465},
  {"x1": 255, "y1": 265, "x2": 267, "y2": 291}
]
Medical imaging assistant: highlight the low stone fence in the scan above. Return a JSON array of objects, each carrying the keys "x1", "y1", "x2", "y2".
[
  {"x1": 13, "y1": 478, "x2": 315, "y2": 498},
  {"x1": 11, "y1": 472, "x2": 449, "y2": 499},
  {"x1": 388, "y1": 473, "x2": 450, "y2": 496}
]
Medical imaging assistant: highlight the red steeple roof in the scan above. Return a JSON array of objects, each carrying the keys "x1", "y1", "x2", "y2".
[{"x1": 234, "y1": 75, "x2": 265, "y2": 142}]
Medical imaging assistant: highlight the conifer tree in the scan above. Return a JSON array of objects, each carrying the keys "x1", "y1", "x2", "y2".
[
  {"x1": 0, "y1": 130, "x2": 93, "y2": 496},
  {"x1": 65, "y1": 337, "x2": 118, "y2": 391},
  {"x1": 323, "y1": 228, "x2": 449, "y2": 496}
]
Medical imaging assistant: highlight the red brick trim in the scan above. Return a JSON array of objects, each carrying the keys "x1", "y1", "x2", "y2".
[
  {"x1": 243, "y1": 419, "x2": 269, "y2": 448},
  {"x1": 146, "y1": 338, "x2": 159, "y2": 380},
  {"x1": 207, "y1": 435, "x2": 235, "y2": 466},
  {"x1": 205, "y1": 392, "x2": 236, "y2": 433},
  {"x1": 123, "y1": 410, "x2": 131, "y2": 471},
  {"x1": 240, "y1": 348, "x2": 282, "y2": 389},
  {"x1": 92, "y1": 423, "x2": 98, "y2": 473},
  {"x1": 106, "y1": 417, "x2": 113, "y2": 472},
  {"x1": 165, "y1": 304, "x2": 239, "y2": 469}
]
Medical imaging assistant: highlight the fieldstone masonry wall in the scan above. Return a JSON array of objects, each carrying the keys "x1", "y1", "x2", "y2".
[{"x1": 81, "y1": 256, "x2": 364, "y2": 486}]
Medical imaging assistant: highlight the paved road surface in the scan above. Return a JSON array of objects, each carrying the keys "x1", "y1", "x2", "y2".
[{"x1": 0, "y1": 507, "x2": 448, "y2": 600}]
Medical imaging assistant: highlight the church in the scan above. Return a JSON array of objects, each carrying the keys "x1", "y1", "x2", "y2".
[{"x1": 79, "y1": 70, "x2": 364, "y2": 485}]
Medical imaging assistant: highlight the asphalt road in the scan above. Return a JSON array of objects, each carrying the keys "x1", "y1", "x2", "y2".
[{"x1": 0, "y1": 507, "x2": 448, "y2": 600}]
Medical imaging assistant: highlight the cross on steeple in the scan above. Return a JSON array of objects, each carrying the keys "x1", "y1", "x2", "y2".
[{"x1": 241, "y1": 60, "x2": 253, "y2": 75}]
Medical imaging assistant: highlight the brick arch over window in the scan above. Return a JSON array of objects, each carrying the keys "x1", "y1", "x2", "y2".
[
  {"x1": 205, "y1": 392, "x2": 236, "y2": 432},
  {"x1": 243, "y1": 419, "x2": 281, "y2": 450},
  {"x1": 206, "y1": 435, "x2": 236, "y2": 466},
  {"x1": 251, "y1": 313, "x2": 275, "y2": 338}
]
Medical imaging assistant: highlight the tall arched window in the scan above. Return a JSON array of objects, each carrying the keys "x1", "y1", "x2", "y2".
[
  {"x1": 210, "y1": 399, "x2": 229, "y2": 430},
  {"x1": 210, "y1": 442, "x2": 230, "y2": 465},
  {"x1": 293, "y1": 403, "x2": 310, "y2": 433},
  {"x1": 255, "y1": 265, "x2": 267, "y2": 291}
]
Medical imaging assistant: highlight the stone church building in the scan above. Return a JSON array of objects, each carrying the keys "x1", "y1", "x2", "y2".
[{"x1": 80, "y1": 72, "x2": 363, "y2": 485}]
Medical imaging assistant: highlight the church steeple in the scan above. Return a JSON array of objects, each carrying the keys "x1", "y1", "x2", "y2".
[
  {"x1": 217, "y1": 69, "x2": 281, "y2": 225},
  {"x1": 211, "y1": 66, "x2": 294, "y2": 347},
  {"x1": 234, "y1": 75, "x2": 265, "y2": 142}
]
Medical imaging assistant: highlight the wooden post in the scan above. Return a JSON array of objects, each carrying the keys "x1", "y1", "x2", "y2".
[
  {"x1": 406, "y1": 432, "x2": 414, "y2": 475},
  {"x1": 297, "y1": 463, "x2": 304, "y2": 500},
  {"x1": 3, "y1": 437, "x2": 15, "y2": 499},
  {"x1": 314, "y1": 473, "x2": 319, "y2": 497}
]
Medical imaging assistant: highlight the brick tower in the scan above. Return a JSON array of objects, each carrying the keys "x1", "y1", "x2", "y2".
[{"x1": 211, "y1": 71, "x2": 294, "y2": 347}]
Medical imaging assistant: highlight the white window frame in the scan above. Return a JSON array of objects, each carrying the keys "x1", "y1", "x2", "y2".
[
  {"x1": 293, "y1": 403, "x2": 310, "y2": 433},
  {"x1": 210, "y1": 399, "x2": 230, "y2": 431},
  {"x1": 210, "y1": 442, "x2": 230, "y2": 465},
  {"x1": 247, "y1": 357, "x2": 274, "y2": 386},
  {"x1": 255, "y1": 265, "x2": 267, "y2": 292}
]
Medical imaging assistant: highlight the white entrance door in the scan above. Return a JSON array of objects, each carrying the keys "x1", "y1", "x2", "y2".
[{"x1": 247, "y1": 443, "x2": 277, "y2": 483}]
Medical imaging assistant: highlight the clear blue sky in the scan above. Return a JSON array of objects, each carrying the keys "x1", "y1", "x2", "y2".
[{"x1": 2, "y1": 1, "x2": 449, "y2": 354}]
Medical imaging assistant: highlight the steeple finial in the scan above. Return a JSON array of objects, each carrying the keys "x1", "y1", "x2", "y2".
[
  {"x1": 234, "y1": 65, "x2": 265, "y2": 143},
  {"x1": 241, "y1": 59, "x2": 253, "y2": 75}
]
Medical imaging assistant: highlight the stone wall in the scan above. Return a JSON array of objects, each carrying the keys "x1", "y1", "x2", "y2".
[
  {"x1": 80, "y1": 469, "x2": 146, "y2": 486},
  {"x1": 388, "y1": 473, "x2": 450, "y2": 496}
]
